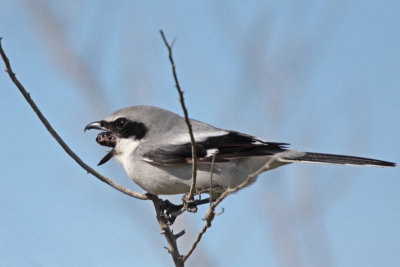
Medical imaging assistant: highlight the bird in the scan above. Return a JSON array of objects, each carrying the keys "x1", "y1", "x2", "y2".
[{"x1": 85, "y1": 105, "x2": 396, "y2": 195}]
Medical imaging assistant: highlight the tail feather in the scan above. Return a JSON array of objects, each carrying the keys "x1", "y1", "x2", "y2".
[{"x1": 284, "y1": 152, "x2": 396, "y2": 167}]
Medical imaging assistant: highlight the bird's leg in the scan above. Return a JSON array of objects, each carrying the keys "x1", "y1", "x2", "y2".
[
  {"x1": 182, "y1": 186, "x2": 222, "y2": 213},
  {"x1": 182, "y1": 194, "x2": 198, "y2": 213},
  {"x1": 158, "y1": 190, "x2": 221, "y2": 225},
  {"x1": 159, "y1": 199, "x2": 185, "y2": 225},
  {"x1": 145, "y1": 193, "x2": 180, "y2": 225},
  {"x1": 160, "y1": 199, "x2": 182, "y2": 213}
]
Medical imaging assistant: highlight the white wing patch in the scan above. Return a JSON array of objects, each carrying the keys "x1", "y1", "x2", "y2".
[
  {"x1": 142, "y1": 157, "x2": 154, "y2": 163},
  {"x1": 252, "y1": 138, "x2": 268, "y2": 145},
  {"x1": 206, "y1": 148, "x2": 219, "y2": 157},
  {"x1": 170, "y1": 130, "x2": 228, "y2": 145}
]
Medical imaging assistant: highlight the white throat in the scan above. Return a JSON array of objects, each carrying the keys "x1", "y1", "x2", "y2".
[{"x1": 113, "y1": 138, "x2": 140, "y2": 167}]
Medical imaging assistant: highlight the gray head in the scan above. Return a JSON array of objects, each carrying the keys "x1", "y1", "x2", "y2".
[{"x1": 84, "y1": 105, "x2": 181, "y2": 165}]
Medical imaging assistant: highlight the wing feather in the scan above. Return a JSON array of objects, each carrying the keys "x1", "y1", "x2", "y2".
[{"x1": 143, "y1": 131, "x2": 288, "y2": 165}]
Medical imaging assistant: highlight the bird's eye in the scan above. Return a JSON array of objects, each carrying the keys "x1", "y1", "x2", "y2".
[{"x1": 115, "y1": 118, "x2": 127, "y2": 130}]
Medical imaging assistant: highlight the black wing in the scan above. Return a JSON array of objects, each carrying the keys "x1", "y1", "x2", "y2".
[{"x1": 143, "y1": 131, "x2": 288, "y2": 165}]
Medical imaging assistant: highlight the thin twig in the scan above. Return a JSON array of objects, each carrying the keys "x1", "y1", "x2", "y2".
[
  {"x1": 183, "y1": 218, "x2": 212, "y2": 262},
  {"x1": 209, "y1": 153, "x2": 217, "y2": 206},
  {"x1": 159, "y1": 30, "x2": 198, "y2": 201},
  {"x1": 210, "y1": 156, "x2": 278, "y2": 208},
  {"x1": 173, "y1": 230, "x2": 186, "y2": 239},
  {"x1": 0, "y1": 37, "x2": 148, "y2": 201},
  {"x1": 183, "y1": 155, "x2": 280, "y2": 262}
]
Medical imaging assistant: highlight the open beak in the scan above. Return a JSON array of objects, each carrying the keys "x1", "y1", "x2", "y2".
[
  {"x1": 85, "y1": 120, "x2": 115, "y2": 165},
  {"x1": 97, "y1": 150, "x2": 114, "y2": 166},
  {"x1": 84, "y1": 121, "x2": 106, "y2": 132}
]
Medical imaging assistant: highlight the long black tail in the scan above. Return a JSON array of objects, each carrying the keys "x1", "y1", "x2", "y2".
[{"x1": 285, "y1": 152, "x2": 396, "y2": 167}]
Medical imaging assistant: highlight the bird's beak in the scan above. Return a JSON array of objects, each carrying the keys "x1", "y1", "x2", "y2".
[
  {"x1": 98, "y1": 150, "x2": 114, "y2": 166},
  {"x1": 85, "y1": 120, "x2": 115, "y2": 166},
  {"x1": 84, "y1": 121, "x2": 106, "y2": 132}
]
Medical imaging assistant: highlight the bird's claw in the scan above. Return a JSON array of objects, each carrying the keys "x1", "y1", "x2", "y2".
[
  {"x1": 160, "y1": 199, "x2": 184, "y2": 225},
  {"x1": 158, "y1": 189, "x2": 220, "y2": 225}
]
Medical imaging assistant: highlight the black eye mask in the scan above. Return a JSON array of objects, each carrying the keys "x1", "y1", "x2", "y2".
[{"x1": 85, "y1": 118, "x2": 148, "y2": 166}]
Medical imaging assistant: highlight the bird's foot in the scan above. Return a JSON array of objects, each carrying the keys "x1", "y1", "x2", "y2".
[
  {"x1": 160, "y1": 199, "x2": 184, "y2": 225},
  {"x1": 182, "y1": 194, "x2": 198, "y2": 213},
  {"x1": 158, "y1": 190, "x2": 220, "y2": 225}
]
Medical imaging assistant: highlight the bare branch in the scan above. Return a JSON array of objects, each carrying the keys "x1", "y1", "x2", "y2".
[
  {"x1": 173, "y1": 230, "x2": 186, "y2": 239},
  {"x1": 182, "y1": 209, "x2": 215, "y2": 262},
  {"x1": 183, "y1": 155, "x2": 280, "y2": 262},
  {"x1": 209, "y1": 153, "x2": 217, "y2": 206},
  {"x1": 1, "y1": 32, "x2": 283, "y2": 266},
  {"x1": 159, "y1": 30, "x2": 198, "y2": 202},
  {"x1": 0, "y1": 38, "x2": 148, "y2": 201},
  {"x1": 146, "y1": 194, "x2": 184, "y2": 267}
]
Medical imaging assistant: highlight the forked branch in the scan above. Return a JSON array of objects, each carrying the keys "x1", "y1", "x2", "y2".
[
  {"x1": 1, "y1": 34, "x2": 269, "y2": 267},
  {"x1": 182, "y1": 155, "x2": 280, "y2": 262}
]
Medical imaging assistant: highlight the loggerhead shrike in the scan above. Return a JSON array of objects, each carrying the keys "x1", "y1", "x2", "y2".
[{"x1": 85, "y1": 105, "x2": 396, "y2": 195}]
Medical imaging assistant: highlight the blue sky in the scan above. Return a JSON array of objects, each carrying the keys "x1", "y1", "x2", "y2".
[{"x1": 1, "y1": 1, "x2": 399, "y2": 266}]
